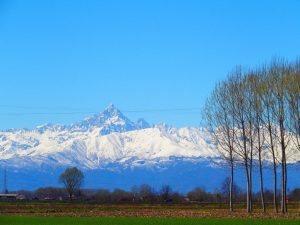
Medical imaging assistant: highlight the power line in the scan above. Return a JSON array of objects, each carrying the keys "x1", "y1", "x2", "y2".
[
  {"x1": 0, "y1": 107, "x2": 202, "y2": 116},
  {"x1": 0, "y1": 105, "x2": 201, "y2": 111},
  {"x1": 123, "y1": 108, "x2": 201, "y2": 113},
  {"x1": 0, "y1": 112, "x2": 97, "y2": 116},
  {"x1": 0, "y1": 105, "x2": 97, "y2": 111}
]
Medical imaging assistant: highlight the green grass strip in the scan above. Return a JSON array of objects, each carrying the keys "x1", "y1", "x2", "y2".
[{"x1": 0, "y1": 216, "x2": 299, "y2": 225}]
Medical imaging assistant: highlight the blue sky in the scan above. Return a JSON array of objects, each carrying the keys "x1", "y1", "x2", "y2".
[{"x1": 0, "y1": 0, "x2": 300, "y2": 129}]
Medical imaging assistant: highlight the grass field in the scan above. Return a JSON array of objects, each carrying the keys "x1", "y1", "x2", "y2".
[{"x1": 0, "y1": 216, "x2": 300, "y2": 225}]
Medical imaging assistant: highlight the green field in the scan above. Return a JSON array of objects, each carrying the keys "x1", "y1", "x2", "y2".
[{"x1": 0, "y1": 216, "x2": 299, "y2": 225}]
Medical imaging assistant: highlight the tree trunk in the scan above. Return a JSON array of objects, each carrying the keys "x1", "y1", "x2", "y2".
[
  {"x1": 245, "y1": 161, "x2": 251, "y2": 213},
  {"x1": 249, "y1": 141, "x2": 253, "y2": 213},
  {"x1": 284, "y1": 159, "x2": 288, "y2": 212},
  {"x1": 280, "y1": 119, "x2": 287, "y2": 214},
  {"x1": 230, "y1": 160, "x2": 234, "y2": 212},
  {"x1": 281, "y1": 158, "x2": 285, "y2": 213},
  {"x1": 259, "y1": 150, "x2": 266, "y2": 212},
  {"x1": 281, "y1": 150, "x2": 287, "y2": 213},
  {"x1": 268, "y1": 118, "x2": 278, "y2": 213},
  {"x1": 273, "y1": 161, "x2": 278, "y2": 213},
  {"x1": 249, "y1": 161, "x2": 253, "y2": 212},
  {"x1": 256, "y1": 121, "x2": 266, "y2": 212}
]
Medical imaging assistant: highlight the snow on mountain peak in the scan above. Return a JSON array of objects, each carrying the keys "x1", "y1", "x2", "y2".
[
  {"x1": 69, "y1": 104, "x2": 150, "y2": 134},
  {"x1": 135, "y1": 118, "x2": 150, "y2": 129},
  {"x1": 105, "y1": 103, "x2": 117, "y2": 112},
  {"x1": 35, "y1": 123, "x2": 66, "y2": 134},
  {"x1": 3, "y1": 104, "x2": 299, "y2": 172},
  {"x1": 0, "y1": 104, "x2": 220, "y2": 170}
]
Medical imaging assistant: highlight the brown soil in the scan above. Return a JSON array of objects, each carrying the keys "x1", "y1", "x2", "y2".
[{"x1": 1, "y1": 203, "x2": 300, "y2": 219}]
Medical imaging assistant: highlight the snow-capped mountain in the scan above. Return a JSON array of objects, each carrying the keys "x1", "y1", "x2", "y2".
[
  {"x1": 69, "y1": 104, "x2": 150, "y2": 134},
  {"x1": 1, "y1": 104, "x2": 300, "y2": 192},
  {"x1": 0, "y1": 104, "x2": 217, "y2": 170}
]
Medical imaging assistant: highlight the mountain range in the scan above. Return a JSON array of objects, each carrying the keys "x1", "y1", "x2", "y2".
[{"x1": 0, "y1": 104, "x2": 300, "y2": 192}]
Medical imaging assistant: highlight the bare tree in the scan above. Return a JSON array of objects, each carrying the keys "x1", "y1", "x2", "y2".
[
  {"x1": 248, "y1": 71, "x2": 266, "y2": 212},
  {"x1": 59, "y1": 167, "x2": 84, "y2": 200},
  {"x1": 221, "y1": 177, "x2": 242, "y2": 202},
  {"x1": 138, "y1": 184, "x2": 156, "y2": 203},
  {"x1": 203, "y1": 57, "x2": 300, "y2": 214},
  {"x1": 229, "y1": 70, "x2": 254, "y2": 213},
  {"x1": 203, "y1": 78, "x2": 236, "y2": 212},
  {"x1": 160, "y1": 185, "x2": 172, "y2": 202},
  {"x1": 267, "y1": 60, "x2": 291, "y2": 213},
  {"x1": 287, "y1": 60, "x2": 300, "y2": 152},
  {"x1": 260, "y1": 67, "x2": 280, "y2": 213}
]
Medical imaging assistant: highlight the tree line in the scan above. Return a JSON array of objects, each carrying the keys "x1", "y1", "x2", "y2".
[
  {"x1": 9, "y1": 166, "x2": 300, "y2": 206},
  {"x1": 14, "y1": 181, "x2": 300, "y2": 204},
  {"x1": 203, "y1": 57, "x2": 300, "y2": 213}
]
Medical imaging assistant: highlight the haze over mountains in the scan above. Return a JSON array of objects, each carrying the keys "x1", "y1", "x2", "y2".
[{"x1": 0, "y1": 104, "x2": 300, "y2": 192}]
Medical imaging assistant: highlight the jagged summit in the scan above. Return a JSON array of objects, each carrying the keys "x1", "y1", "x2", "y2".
[
  {"x1": 35, "y1": 123, "x2": 66, "y2": 134},
  {"x1": 1, "y1": 103, "x2": 300, "y2": 187},
  {"x1": 0, "y1": 103, "x2": 220, "y2": 170},
  {"x1": 135, "y1": 118, "x2": 150, "y2": 129},
  {"x1": 105, "y1": 103, "x2": 118, "y2": 112},
  {"x1": 70, "y1": 104, "x2": 150, "y2": 134}
]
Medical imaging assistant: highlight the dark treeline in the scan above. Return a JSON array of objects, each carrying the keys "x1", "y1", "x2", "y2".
[
  {"x1": 203, "y1": 57, "x2": 300, "y2": 213},
  {"x1": 13, "y1": 182, "x2": 300, "y2": 204}
]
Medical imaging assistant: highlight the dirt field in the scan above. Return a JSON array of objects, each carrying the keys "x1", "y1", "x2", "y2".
[{"x1": 1, "y1": 202, "x2": 300, "y2": 219}]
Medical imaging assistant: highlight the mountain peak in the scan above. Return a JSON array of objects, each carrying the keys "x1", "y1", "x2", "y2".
[
  {"x1": 70, "y1": 104, "x2": 150, "y2": 134},
  {"x1": 105, "y1": 103, "x2": 118, "y2": 112},
  {"x1": 136, "y1": 118, "x2": 150, "y2": 129},
  {"x1": 102, "y1": 103, "x2": 122, "y2": 117}
]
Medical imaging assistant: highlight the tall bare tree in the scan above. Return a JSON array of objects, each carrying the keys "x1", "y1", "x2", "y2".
[
  {"x1": 248, "y1": 71, "x2": 266, "y2": 212},
  {"x1": 203, "y1": 79, "x2": 236, "y2": 212},
  {"x1": 287, "y1": 60, "x2": 300, "y2": 152},
  {"x1": 203, "y1": 57, "x2": 300, "y2": 214},
  {"x1": 267, "y1": 60, "x2": 291, "y2": 213},
  {"x1": 229, "y1": 70, "x2": 254, "y2": 213},
  {"x1": 260, "y1": 67, "x2": 280, "y2": 213}
]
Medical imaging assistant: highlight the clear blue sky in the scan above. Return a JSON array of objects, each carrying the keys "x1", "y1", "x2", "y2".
[{"x1": 0, "y1": 0, "x2": 300, "y2": 130}]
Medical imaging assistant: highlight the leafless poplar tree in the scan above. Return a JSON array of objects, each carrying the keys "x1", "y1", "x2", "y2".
[
  {"x1": 267, "y1": 59, "x2": 291, "y2": 213},
  {"x1": 230, "y1": 70, "x2": 253, "y2": 213},
  {"x1": 260, "y1": 67, "x2": 280, "y2": 213},
  {"x1": 203, "y1": 79, "x2": 236, "y2": 212},
  {"x1": 248, "y1": 71, "x2": 266, "y2": 212},
  {"x1": 287, "y1": 60, "x2": 300, "y2": 152},
  {"x1": 203, "y1": 57, "x2": 300, "y2": 214}
]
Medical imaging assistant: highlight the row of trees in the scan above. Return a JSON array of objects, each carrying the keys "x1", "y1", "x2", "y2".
[
  {"x1": 203, "y1": 58, "x2": 300, "y2": 213},
  {"x1": 56, "y1": 167, "x2": 238, "y2": 203},
  {"x1": 16, "y1": 182, "x2": 300, "y2": 204}
]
